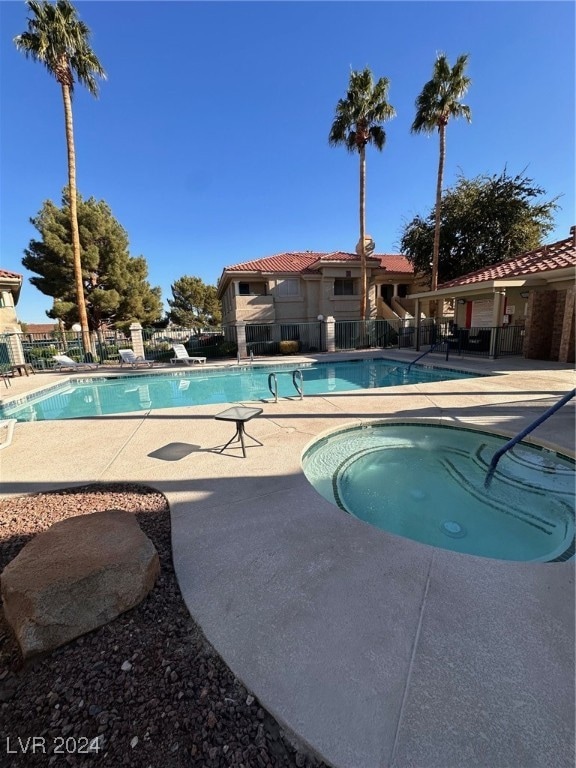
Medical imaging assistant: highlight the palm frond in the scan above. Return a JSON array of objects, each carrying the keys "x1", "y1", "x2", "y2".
[
  {"x1": 328, "y1": 66, "x2": 395, "y2": 153},
  {"x1": 14, "y1": 0, "x2": 106, "y2": 96},
  {"x1": 411, "y1": 52, "x2": 471, "y2": 133}
]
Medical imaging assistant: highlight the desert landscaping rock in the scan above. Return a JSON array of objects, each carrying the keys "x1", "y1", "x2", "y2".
[
  {"x1": 1, "y1": 508, "x2": 160, "y2": 659},
  {"x1": 0, "y1": 484, "x2": 325, "y2": 768}
]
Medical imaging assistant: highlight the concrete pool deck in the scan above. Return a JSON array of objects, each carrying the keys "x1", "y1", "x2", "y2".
[{"x1": 1, "y1": 351, "x2": 575, "y2": 768}]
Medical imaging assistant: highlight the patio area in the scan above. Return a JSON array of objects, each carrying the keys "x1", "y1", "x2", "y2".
[{"x1": 1, "y1": 351, "x2": 574, "y2": 768}]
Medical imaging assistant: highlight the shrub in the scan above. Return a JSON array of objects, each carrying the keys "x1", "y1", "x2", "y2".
[{"x1": 279, "y1": 340, "x2": 299, "y2": 355}]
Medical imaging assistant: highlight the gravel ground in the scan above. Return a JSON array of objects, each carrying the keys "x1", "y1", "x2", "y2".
[{"x1": 0, "y1": 484, "x2": 327, "y2": 768}]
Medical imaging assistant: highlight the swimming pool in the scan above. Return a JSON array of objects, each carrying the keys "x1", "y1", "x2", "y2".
[
  {"x1": 1, "y1": 359, "x2": 480, "y2": 422},
  {"x1": 302, "y1": 422, "x2": 575, "y2": 562}
]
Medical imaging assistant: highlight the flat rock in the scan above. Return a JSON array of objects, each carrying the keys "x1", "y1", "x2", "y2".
[{"x1": 1, "y1": 509, "x2": 160, "y2": 658}]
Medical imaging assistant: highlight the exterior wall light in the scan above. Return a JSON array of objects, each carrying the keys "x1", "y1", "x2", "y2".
[
  {"x1": 520, "y1": 291, "x2": 530, "y2": 299},
  {"x1": 457, "y1": 299, "x2": 467, "y2": 305}
]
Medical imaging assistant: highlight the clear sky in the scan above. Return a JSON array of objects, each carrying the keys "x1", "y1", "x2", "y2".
[{"x1": 1, "y1": 0, "x2": 574, "y2": 323}]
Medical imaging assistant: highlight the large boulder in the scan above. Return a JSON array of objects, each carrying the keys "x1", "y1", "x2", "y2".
[{"x1": 1, "y1": 509, "x2": 160, "y2": 659}]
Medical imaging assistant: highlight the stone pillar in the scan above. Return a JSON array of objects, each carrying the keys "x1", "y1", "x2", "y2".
[
  {"x1": 558, "y1": 285, "x2": 575, "y2": 363},
  {"x1": 235, "y1": 321, "x2": 247, "y2": 359},
  {"x1": 129, "y1": 323, "x2": 145, "y2": 359},
  {"x1": 6, "y1": 333, "x2": 25, "y2": 365},
  {"x1": 325, "y1": 316, "x2": 336, "y2": 353},
  {"x1": 524, "y1": 291, "x2": 556, "y2": 360},
  {"x1": 414, "y1": 299, "x2": 421, "y2": 351}
]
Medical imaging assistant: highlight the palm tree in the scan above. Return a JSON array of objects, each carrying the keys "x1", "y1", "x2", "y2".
[
  {"x1": 329, "y1": 68, "x2": 395, "y2": 320},
  {"x1": 412, "y1": 53, "x2": 471, "y2": 295},
  {"x1": 15, "y1": 0, "x2": 106, "y2": 357}
]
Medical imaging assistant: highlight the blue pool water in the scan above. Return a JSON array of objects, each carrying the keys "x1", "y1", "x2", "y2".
[
  {"x1": 1, "y1": 359, "x2": 479, "y2": 422},
  {"x1": 302, "y1": 423, "x2": 575, "y2": 562}
]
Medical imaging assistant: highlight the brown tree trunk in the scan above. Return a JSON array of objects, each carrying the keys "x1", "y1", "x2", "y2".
[
  {"x1": 359, "y1": 144, "x2": 367, "y2": 320},
  {"x1": 61, "y1": 82, "x2": 92, "y2": 358},
  {"x1": 431, "y1": 123, "x2": 446, "y2": 293},
  {"x1": 429, "y1": 122, "x2": 446, "y2": 318}
]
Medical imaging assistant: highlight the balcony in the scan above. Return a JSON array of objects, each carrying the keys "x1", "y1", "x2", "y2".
[{"x1": 232, "y1": 294, "x2": 275, "y2": 323}]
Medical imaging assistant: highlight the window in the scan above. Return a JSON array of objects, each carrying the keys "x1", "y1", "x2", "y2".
[
  {"x1": 334, "y1": 278, "x2": 355, "y2": 296},
  {"x1": 238, "y1": 282, "x2": 250, "y2": 295},
  {"x1": 276, "y1": 278, "x2": 299, "y2": 297}
]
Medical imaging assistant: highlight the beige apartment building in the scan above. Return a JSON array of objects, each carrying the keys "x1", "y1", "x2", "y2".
[
  {"x1": 0, "y1": 269, "x2": 23, "y2": 335},
  {"x1": 217, "y1": 250, "x2": 423, "y2": 326}
]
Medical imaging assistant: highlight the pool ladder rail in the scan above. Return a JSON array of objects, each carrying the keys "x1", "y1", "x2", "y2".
[
  {"x1": 237, "y1": 350, "x2": 256, "y2": 365},
  {"x1": 484, "y1": 388, "x2": 576, "y2": 488},
  {"x1": 406, "y1": 340, "x2": 449, "y2": 372},
  {"x1": 267, "y1": 369, "x2": 304, "y2": 402}
]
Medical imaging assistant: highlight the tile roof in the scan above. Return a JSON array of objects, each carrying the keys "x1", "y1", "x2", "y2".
[
  {"x1": 439, "y1": 231, "x2": 576, "y2": 289},
  {"x1": 223, "y1": 251, "x2": 413, "y2": 275},
  {"x1": 0, "y1": 269, "x2": 23, "y2": 280},
  {"x1": 24, "y1": 323, "x2": 58, "y2": 334}
]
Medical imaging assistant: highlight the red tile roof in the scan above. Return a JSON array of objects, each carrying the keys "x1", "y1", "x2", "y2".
[
  {"x1": 0, "y1": 269, "x2": 22, "y2": 280},
  {"x1": 24, "y1": 323, "x2": 58, "y2": 335},
  {"x1": 223, "y1": 251, "x2": 413, "y2": 275},
  {"x1": 439, "y1": 231, "x2": 576, "y2": 289}
]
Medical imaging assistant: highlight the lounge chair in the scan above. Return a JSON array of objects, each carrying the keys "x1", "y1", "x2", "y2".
[
  {"x1": 170, "y1": 344, "x2": 207, "y2": 366},
  {"x1": 53, "y1": 355, "x2": 99, "y2": 371},
  {"x1": 1, "y1": 365, "x2": 11, "y2": 388},
  {"x1": 119, "y1": 349, "x2": 154, "y2": 368}
]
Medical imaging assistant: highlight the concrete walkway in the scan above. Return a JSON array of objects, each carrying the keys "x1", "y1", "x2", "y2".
[{"x1": 1, "y1": 352, "x2": 575, "y2": 768}]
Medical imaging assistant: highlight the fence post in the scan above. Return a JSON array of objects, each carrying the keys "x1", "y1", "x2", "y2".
[
  {"x1": 325, "y1": 316, "x2": 336, "y2": 353},
  {"x1": 489, "y1": 326, "x2": 500, "y2": 359},
  {"x1": 129, "y1": 323, "x2": 145, "y2": 359},
  {"x1": 235, "y1": 321, "x2": 247, "y2": 359}
]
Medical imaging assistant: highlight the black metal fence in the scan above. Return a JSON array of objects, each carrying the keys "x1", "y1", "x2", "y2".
[
  {"x1": 244, "y1": 322, "x2": 322, "y2": 356},
  {"x1": 1, "y1": 319, "x2": 526, "y2": 372},
  {"x1": 141, "y1": 328, "x2": 233, "y2": 363},
  {"x1": 423, "y1": 324, "x2": 525, "y2": 359},
  {"x1": 10, "y1": 330, "x2": 130, "y2": 369}
]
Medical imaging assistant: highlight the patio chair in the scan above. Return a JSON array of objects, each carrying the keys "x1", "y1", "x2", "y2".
[
  {"x1": 170, "y1": 344, "x2": 207, "y2": 366},
  {"x1": 119, "y1": 349, "x2": 154, "y2": 368},
  {"x1": 1, "y1": 367, "x2": 11, "y2": 388},
  {"x1": 53, "y1": 355, "x2": 99, "y2": 371}
]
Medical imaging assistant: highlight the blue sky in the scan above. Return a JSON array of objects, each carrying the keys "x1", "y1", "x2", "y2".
[{"x1": 1, "y1": 0, "x2": 574, "y2": 323}]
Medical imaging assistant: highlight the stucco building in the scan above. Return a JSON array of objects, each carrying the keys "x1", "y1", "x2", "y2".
[
  {"x1": 0, "y1": 269, "x2": 23, "y2": 335},
  {"x1": 217, "y1": 251, "x2": 423, "y2": 326},
  {"x1": 412, "y1": 226, "x2": 576, "y2": 362}
]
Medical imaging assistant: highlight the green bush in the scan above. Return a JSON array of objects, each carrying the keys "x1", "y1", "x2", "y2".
[
  {"x1": 279, "y1": 340, "x2": 299, "y2": 355},
  {"x1": 29, "y1": 345, "x2": 58, "y2": 359},
  {"x1": 215, "y1": 341, "x2": 238, "y2": 358}
]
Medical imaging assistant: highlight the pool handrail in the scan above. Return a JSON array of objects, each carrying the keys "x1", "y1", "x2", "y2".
[
  {"x1": 407, "y1": 340, "x2": 449, "y2": 372},
  {"x1": 484, "y1": 388, "x2": 576, "y2": 488},
  {"x1": 292, "y1": 369, "x2": 304, "y2": 400},
  {"x1": 267, "y1": 369, "x2": 305, "y2": 402}
]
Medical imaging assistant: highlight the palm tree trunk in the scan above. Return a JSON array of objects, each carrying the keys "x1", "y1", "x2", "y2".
[
  {"x1": 61, "y1": 82, "x2": 92, "y2": 358},
  {"x1": 359, "y1": 144, "x2": 367, "y2": 320},
  {"x1": 431, "y1": 124, "x2": 446, "y2": 295}
]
